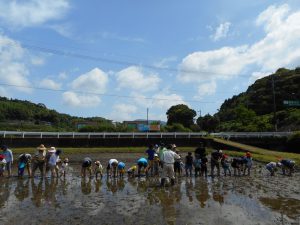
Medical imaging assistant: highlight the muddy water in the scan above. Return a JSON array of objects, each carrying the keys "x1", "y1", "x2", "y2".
[{"x1": 0, "y1": 153, "x2": 300, "y2": 225}]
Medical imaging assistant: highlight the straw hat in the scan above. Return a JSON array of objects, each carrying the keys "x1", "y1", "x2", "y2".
[{"x1": 37, "y1": 144, "x2": 46, "y2": 151}]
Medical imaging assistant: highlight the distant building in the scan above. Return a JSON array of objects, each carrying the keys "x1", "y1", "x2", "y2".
[
  {"x1": 75, "y1": 121, "x2": 99, "y2": 130},
  {"x1": 123, "y1": 120, "x2": 162, "y2": 132}
]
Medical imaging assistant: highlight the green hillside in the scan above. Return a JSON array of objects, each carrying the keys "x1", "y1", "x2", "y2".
[
  {"x1": 0, "y1": 97, "x2": 110, "y2": 131},
  {"x1": 215, "y1": 68, "x2": 300, "y2": 131}
]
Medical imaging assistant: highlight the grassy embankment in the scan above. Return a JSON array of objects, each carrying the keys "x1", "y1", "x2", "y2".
[{"x1": 9, "y1": 139, "x2": 300, "y2": 164}]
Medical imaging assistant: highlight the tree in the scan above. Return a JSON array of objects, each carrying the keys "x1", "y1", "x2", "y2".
[
  {"x1": 166, "y1": 104, "x2": 196, "y2": 128},
  {"x1": 197, "y1": 114, "x2": 219, "y2": 132}
]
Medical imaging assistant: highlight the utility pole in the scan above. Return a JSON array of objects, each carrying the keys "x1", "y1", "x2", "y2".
[
  {"x1": 147, "y1": 108, "x2": 149, "y2": 125},
  {"x1": 272, "y1": 75, "x2": 277, "y2": 131}
]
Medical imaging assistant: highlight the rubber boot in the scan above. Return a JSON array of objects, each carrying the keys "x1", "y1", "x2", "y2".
[
  {"x1": 160, "y1": 178, "x2": 165, "y2": 187},
  {"x1": 170, "y1": 178, "x2": 175, "y2": 186}
]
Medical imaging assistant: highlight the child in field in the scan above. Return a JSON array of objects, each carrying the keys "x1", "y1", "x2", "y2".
[
  {"x1": 60, "y1": 158, "x2": 69, "y2": 178},
  {"x1": 185, "y1": 152, "x2": 193, "y2": 177},
  {"x1": 117, "y1": 162, "x2": 126, "y2": 178},
  {"x1": 94, "y1": 160, "x2": 103, "y2": 179},
  {"x1": 221, "y1": 154, "x2": 231, "y2": 176},
  {"x1": 127, "y1": 165, "x2": 137, "y2": 178},
  {"x1": 107, "y1": 159, "x2": 118, "y2": 178},
  {"x1": 266, "y1": 162, "x2": 280, "y2": 176},
  {"x1": 243, "y1": 152, "x2": 253, "y2": 176},
  {"x1": 193, "y1": 157, "x2": 201, "y2": 177},
  {"x1": 48, "y1": 149, "x2": 62, "y2": 178},
  {"x1": 231, "y1": 157, "x2": 243, "y2": 176},
  {"x1": 153, "y1": 154, "x2": 160, "y2": 177},
  {"x1": 174, "y1": 150, "x2": 182, "y2": 177},
  {"x1": 81, "y1": 157, "x2": 92, "y2": 178},
  {"x1": 137, "y1": 157, "x2": 148, "y2": 177},
  {"x1": 0, "y1": 154, "x2": 6, "y2": 177},
  {"x1": 200, "y1": 155, "x2": 208, "y2": 177},
  {"x1": 18, "y1": 153, "x2": 32, "y2": 177}
]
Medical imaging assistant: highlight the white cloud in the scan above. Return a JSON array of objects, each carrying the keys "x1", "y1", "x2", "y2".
[
  {"x1": 71, "y1": 68, "x2": 108, "y2": 93},
  {"x1": 179, "y1": 4, "x2": 300, "y2": 86},
  {"x1": 116, "y1": 66, "x2": 161, "y2": 92},
  {"x1": 110, "y1": 103, "x2": 137, "y2": 122},
  {"x1": 39, "y1": 78, "x2": 61, "y2": 90},
  {"x1": 62, "y1": 91, "x2": 101, "y2": 107},
  {"x1": 150, "y1": 93, "x2": 188, "y2": 110},
  {"x1": 0, "y1": 0, "x2": 70, "y2": 28},
  {"x1": 49, "y1": 23, "x2": 73, "y2": 38},
  {"x1": 211, "y1": 22, "x2": 231, "y2": 41},
  {"x1": 195, "y1": 81, "x2": 217, "y2": 99},
  {"x1": 62, "y1": 68, "x2": 108, "y2": 107},
  {"x1": 249, "y1": 71, "x2": 271, "y2": 83},
  {"x1": 0, "y1": 34, "x2": 31, "y2": 93},
  {"x1": 153, "y1": 56, "x2": 177, "y2": 68}
]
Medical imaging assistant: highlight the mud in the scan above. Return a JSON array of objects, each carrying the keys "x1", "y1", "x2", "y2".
[{"x1": 0, "y1": 153, "x2": 300, "y2": 225}]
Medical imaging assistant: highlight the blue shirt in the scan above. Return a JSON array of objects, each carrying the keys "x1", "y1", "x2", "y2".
[
  {"x1": 3, "y1": 149, "x2": 13, "y2": 163},
  {"x1": 118, "y1": 162, "x2": 125, "y2": 169},
  {"x1": 137, "y1": 157, "x2": 148, "y2": 166},
  {"x1": 146, "y1": 149, "x2": 156, "y2": 160}
]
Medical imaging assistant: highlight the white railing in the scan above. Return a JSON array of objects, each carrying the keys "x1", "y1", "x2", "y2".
[{"x1": 0, "y1": 131, "x2": 293, "y2": 139}]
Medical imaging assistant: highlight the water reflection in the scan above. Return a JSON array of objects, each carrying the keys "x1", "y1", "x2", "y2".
[
  {"x1": 259, "y1": 196, "x2": 300, "y2": 219},
  {"x1": 14, "y1": 179, "x2": 30, "y2": 201},
  {"x1": 0, "y1": 179, "x2": 10, "y2": 207},
  {"x1": 81, "y1": 178, "x2": 92, "y2": 195},
  {"x1": 194, "y1": 179, "x2": 210, "y2": 208}
]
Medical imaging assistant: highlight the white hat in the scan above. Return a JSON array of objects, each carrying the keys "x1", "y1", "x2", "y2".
[
  {"x1": 48, "y1": 147, "x2": 56, "y2": 153},
  {"x1": 154, "y1": 153, "x2": 158, "y2": 157},
  {"x1": 219, "y1": 150, "x2": 223, "y2": 153}
]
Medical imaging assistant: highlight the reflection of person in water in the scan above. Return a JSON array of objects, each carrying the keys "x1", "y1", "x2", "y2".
[
  {"x1": 0, "y1": 180, "x2": 10, "y2": 208},
  {"x1": 195, "y1": 180, "x2": 210, "y2": 208},
  {"x1": 94, "y1": 179, "x2": 102, "y2": 192},
  {"x1": 106, "y1": 178, "x2": 117, "y2": 194},
  {"x1": 45, "y1": 178, "x2": 59, "y2": 206},
  {"x1": 81, "y1": 178, "x2": 92, "y2": 195},
  {"x1": 14, "y1": 179, "x2": 30, "y2": 201},
  {"x1": 156, "y1": 188, "x2": 178, "y2": 224},
  {"x1": 185, "y1": 177, "x2": 194, "y2": 202},
  {"x1": 117, "y1": 178, "x2": 125, "y2": 191},
  {"x1": 31, "y1": 179, "x2": 44, "y2": 207}
]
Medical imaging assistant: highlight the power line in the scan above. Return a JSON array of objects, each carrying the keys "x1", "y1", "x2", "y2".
[
  {"x1": 6, "y1": 40, "x2": 260, "y2": 78},
  {"x1": 0, "y1": 83, "x2": 217, "y2": 104}
]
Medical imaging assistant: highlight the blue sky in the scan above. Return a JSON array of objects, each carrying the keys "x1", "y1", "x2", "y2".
[{"x1": 0, "y1": 0, "x2": 300, "y2": 122}]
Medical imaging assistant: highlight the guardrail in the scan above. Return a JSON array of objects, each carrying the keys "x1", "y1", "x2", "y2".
[{"x1": 0, "y1": 131, "x2": 293, "y2": 139}]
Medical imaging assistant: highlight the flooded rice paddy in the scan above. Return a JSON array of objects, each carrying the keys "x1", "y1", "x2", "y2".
[{"x1": 0, "y1": 153, "x2": 300, "y2": 225}]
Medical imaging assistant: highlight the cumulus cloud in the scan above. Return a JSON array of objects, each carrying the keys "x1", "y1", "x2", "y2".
[
  {"x1": 110, "y1": 103, "x2": 137, "y2": 121},
  {"x1": 71, "y1": 68, "x2": 108, "y2": 93},
  {"x1": 0, "y1": 0, "x2": 70, "y2": 28},
  {"x1": 0, "y1": 34, "x2": 31, "y2": 93},
  {"x1": 211, "y1": 22, "x2": 231, "y2": 41},
  {"x1": 116, "y1": 66, "x2": 161, "y2": 92},
  {"x1": 39, "y1": 78, "x2": 61, "y2": 90},
  {"x1": 62, "y1": 91, "x2": 101, "y2": 107},
  {"x1": 179, "y1": 4, "x2": 300, "y2": 86},
  {"x1": 62, "y1": 68, "x2": 108, "y2": 107}
]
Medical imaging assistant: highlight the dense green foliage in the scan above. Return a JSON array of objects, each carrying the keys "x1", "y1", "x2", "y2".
[
  {"x1": 0, "y1": 97, "x2": 111, "y2": 131},
  {"x1": 166, "y1": 104, "x2": 196, "y2": 127}
]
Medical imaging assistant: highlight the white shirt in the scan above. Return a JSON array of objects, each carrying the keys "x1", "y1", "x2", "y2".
[
  {"x1": 162, "y1": 150, "x2": 180, "y2": 164},
  {"x1": 109, "y1": 159, "x2": 118, "y2": 166},
  {"x1": 49, "y1": 154, "x2": 59, "y2": 166}
]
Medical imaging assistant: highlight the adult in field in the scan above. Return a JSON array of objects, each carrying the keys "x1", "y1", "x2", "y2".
[
  {"x1": 1, "y1": 145, "x2": 13, "y2": 177},
  {"x1": 279, "y1": 159, "x2": 295, "y2": 176},
  {"x1": 266, "y1": 162, "x2": 280, "y2": 176},
  {"x1": 161, "y1": 144, "x2": 181, "y2": 186},
  {"x1": 32, "y1": 144, "x2": 47, "y2": 177},
  {"x1": 210, "y1": 149, "x2": 223, "y2": 177}
]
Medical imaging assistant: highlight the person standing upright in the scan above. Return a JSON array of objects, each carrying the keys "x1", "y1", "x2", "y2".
[
  {"x1": 1, "y1": 145, "x2": 13, "y2": 177},
  {"x1": 161, "y1": 144, "x2": 181, "y2": 186}
]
